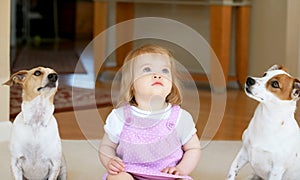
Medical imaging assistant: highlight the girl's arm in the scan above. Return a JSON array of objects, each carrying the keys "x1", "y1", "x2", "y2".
[
  {"x1": 99, "y1": 133, "x2": 125, "y2": 175},
  {"x1": 162, "y1": 134, "x2": 201, "y2": 175}
]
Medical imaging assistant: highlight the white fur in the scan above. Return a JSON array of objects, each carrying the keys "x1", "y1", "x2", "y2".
[
  {"x1": 8, "y1": 67, "x2": 66, "y2": 180},
  {"x1": 226, "y1": 65, "x2": 300, "y2": 180}
]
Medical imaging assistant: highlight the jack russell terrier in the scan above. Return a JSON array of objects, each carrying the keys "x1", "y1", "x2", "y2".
[
  {"x1": 4, "y1": 67, "x2": 67, "y2": 180},
  {"x1": 226, "y1": 64, "x2": 300, "y2": 180}
]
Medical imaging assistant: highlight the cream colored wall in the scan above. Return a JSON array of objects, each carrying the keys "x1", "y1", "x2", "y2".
[
  {"x1": 249, "y1": 0, "x2": 300, "y2": 76},
  {"x1": 0, "y1": 0, "x2": 11, "y2": 121},
  {"x1": 285, "y1": 0, "x2": 300, "y2": 77},
  {"x1": 134, "y1": 4, "x2": 210, "y2": 73}
]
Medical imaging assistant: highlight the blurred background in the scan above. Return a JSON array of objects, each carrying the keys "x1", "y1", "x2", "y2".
[
  {"x1": 1, "y1": 0, "x2": 300, "y2": 140},
  {"x1": 9, "y1": 0, "x2": 300, "y2": 78}
]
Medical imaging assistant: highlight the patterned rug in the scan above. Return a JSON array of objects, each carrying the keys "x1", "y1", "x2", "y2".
[{"x1": 10, "y1": 85, "x2": 112, "y2": 119}]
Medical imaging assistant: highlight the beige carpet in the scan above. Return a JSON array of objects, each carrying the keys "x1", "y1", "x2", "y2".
[{"x1": 0, "y1": 122, "x2": 254, "y2": 180}]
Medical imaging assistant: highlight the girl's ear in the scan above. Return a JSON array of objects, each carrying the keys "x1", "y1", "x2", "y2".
[{"x1": 3, "y1": 70, "x2": 28, "y2": 86}]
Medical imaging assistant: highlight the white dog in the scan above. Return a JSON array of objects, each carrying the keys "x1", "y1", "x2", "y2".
[
  {"x1": 4, "y1": 67, "x2": 67, "y2": 180},
  {"x1": 226, "y1": 65, "x2": 300, "y2": 180}
]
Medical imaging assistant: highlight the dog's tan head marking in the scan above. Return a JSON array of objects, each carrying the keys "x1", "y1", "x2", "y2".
[
  {"x1": 266, "y1": 74, "x2": 297, "y2": 100},
  {"x1": 4, "y1": 67, "x2": 58, "y2": 102},
  {"x1": 266, "y1": 65, "x2": 300, "y2": 101}
]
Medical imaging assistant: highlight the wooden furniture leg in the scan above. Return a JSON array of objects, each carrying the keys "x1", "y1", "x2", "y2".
[
  {"x1": 235, "y1": 5, "x2": 250, "y2": 87},
  {"x1": 93, "y1": 2, "x2": 107, "y2": 79},
  {"x1": 210, "y1": 5, "x2": 232, "y2": 88},
  {"x1": 93, "y1": 2, "x2": 135, "y2": 80},
  {"x1": 115, "y1": 2, "x2": 134, "y2": 70}
]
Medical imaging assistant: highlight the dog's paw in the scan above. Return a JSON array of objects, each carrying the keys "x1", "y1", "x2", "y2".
[
  {"x1": 247, "y1": 174, "x2": 263, "y2": 180},
  {"x1": 225, "y1": 174, "x2": 236, "y2": 180}
]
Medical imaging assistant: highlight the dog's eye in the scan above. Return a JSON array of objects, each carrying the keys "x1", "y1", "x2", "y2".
[
  {"x1": 263, "y1": 73, "x2": 267, "y2": 77},
  {"x1": 34, "y1": 70, "x2": 42, "y2": 76},
  {"x1": 271, "y1": 81, "x2": 280, "y2": 88}
]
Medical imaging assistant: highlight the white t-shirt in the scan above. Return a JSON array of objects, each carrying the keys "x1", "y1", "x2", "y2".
[{"x1": 104, "y1": 104, "x2": 197, "y2": 145}]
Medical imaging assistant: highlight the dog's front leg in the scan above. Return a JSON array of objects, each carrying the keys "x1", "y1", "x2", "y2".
[
  {"x1": 268, "y1": 166, "x2": 285, "y2": 180},
  {"x1": 11, "y1": 157, "x2": 24, "y2": 180},
  {"x1": 226, "y1": 146, "x2": 249, "y2": 180},
  {"x1": 57, "y1": 157, "x2": 67, "y2": 180},
  {"x1": 48, "y1": 160, "x2": 61, "y2": 180}
]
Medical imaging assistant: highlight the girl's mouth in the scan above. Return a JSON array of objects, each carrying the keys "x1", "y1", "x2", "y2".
[{"x1": 152, "y1": 82, "x2": 163, "y2": 86}]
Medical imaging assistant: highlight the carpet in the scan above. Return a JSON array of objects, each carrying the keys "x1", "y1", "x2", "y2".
[
  {"x1": 0, "y1": 135, "x2": 254, "y2": 180},
  {"x1": 9, "y1": 85, "x2": 112, "y2": 119},
  {"x1": 12, "y1": 47, "x2": 86, "y2": 74},
  {"x1": 1, "y1": 122, "x2": 255, "y2": 180},
  {"x1": 0, "y1": 123, "x2": 254, "y2": 179}
]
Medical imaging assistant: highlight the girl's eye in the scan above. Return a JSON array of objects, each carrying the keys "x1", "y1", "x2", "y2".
[
  {"x1": 34, "y1": 70, "x2": 42, "y2": 76},
  {"x1": 271, "y1": 81, "x2": 280, "y2": 88},
  {"x1": 143, "y1": 67, "x2": 151, "y2": 73},
  {"x1": 162, "y1": 68, "x2": 169, "y2": 74}
]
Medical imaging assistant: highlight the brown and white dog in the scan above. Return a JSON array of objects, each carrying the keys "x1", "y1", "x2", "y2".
[
  {"x1": 4, "y1": 67, "x2": 67, "y2": 180},
  {"x1": 226, "y1": 65, "x2": 300, "y2": 180}
]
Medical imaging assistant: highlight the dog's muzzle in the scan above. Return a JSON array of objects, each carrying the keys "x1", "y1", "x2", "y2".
[
  {"x1": 46, "y1": 73, "x2": 58, "y2": 88},
  {"x1": 48, "y1": 73, "x2": 58, "y2": 83},
  {"x1": 245, "y1": 77, "x2": 255, "y2": 94},
  {"x1": 37, "y1": 73, "x2": 58, "y2": 91}
]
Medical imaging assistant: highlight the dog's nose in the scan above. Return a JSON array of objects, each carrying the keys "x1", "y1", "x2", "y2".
[
  {"x1": 48, "y1": 73, "x2": 58, "y2": 82},
  {"x1": 246, "y1": 77, "x2": 256, "y2": 86}
]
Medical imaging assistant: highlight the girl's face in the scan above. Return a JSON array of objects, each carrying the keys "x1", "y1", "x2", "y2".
[{"x1": 132, "y1": 53, "x2": 172, "y2": 108}]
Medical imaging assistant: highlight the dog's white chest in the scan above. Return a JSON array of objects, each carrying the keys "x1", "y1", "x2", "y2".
[
  {"x1": 20, "y1": 141, "x2": 54, "y2": 179},
  {"x1": 10, "y1": 113, "x2": 62, "y2": 179},
  {"x1": 22, "y1": 96, "x2": 55, "y2": 126},
  {"x1": 245, "y1": 142, "x2": 281, "y2": 178}
]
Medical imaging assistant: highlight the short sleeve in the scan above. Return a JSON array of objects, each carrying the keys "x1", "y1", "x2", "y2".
[
  {"x1": 103, "y1": 108, "x2": 124, "y2": 144},
  {"x1": 176, "y1": 109, "x2": 197, "y2": 145}
]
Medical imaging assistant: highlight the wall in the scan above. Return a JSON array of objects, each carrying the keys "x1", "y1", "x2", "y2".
[
  {"x1": 249, "y1": 0, "x2": 300, "y2": 76},
  {"x1": 285, "y1": 0, "x2": 300, "y2": 77},
  {"x1": 134, "y1": 3, "x2": 210, "y2": 74},
  {"x1": 0, "y1": 0, "x2": 11, "y2": 122}
]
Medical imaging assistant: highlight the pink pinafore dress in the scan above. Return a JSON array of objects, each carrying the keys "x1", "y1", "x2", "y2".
[{"x1": 103, "y1": 104, "x2": 192, "y2": 180}]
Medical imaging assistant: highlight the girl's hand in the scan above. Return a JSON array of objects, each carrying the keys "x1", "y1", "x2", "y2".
[
  {"x1": 107, "y1": 157, "x2": 125, "y2": 175},
  {"x1": 161, "y1": 166, "x2": 184, "y2": 175}
]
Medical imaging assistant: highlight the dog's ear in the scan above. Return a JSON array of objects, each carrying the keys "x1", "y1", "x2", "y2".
[
  {"x1": 3, "y1": 70, "x2": 28, "y2": 86},
  {"x1": 292, "y1": 79, "x2": 300, "y2": 99},
  {"x1": 268, "y1": 64, "x2": 288, "y2": 72}
]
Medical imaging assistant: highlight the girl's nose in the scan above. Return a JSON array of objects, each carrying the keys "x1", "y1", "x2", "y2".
[{"x1": 153, "y1": 74, "x2": 161, "y2": 79}]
